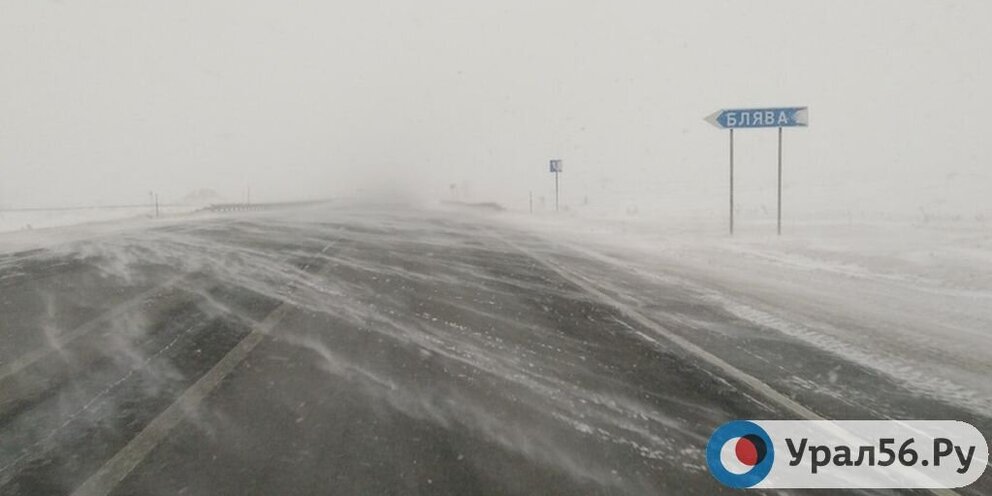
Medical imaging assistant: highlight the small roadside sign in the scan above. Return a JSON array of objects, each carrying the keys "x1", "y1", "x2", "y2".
[{"x1": 549, "y1": 159, "x2": 563, "y2": 211}]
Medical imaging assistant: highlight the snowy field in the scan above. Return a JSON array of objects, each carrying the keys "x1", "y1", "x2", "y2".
[
  {"x1": 0, "y1": 206, "x2": 202, "y2": 235},
  {"x1": 0, "y1": 206, "x2": 203, "y2": 254},
  {"x1": 497, "y1": 209, "x2": 992, "y2": 417}
]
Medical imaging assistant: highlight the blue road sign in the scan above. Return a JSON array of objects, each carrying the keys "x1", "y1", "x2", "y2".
[
  {"x1": 549, "y1": 159, "x2": 563, "y2": 173},
  {"x1": 705, "y1": 107, "x2": 808, "y2": 129}
]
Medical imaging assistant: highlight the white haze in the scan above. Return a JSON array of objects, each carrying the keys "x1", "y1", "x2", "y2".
[{"x1": 1, "y1": 1, "x2": 990, "y2": 219}]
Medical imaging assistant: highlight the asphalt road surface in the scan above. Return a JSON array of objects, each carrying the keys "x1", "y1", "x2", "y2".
[{"x1": 0, "y1": 203, "x2": 988, "y2": 495}]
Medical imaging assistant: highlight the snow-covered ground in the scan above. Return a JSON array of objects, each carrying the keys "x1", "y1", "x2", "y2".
[
  {"x1": 0, "y1": 206, "x2": 201, "y2": 235},
  {"x1": 498, "y1": 210, "x2": 992, "y2": 416},
  {"x1": 0, "y1": 206, "x2": 201, "y2": 255}
]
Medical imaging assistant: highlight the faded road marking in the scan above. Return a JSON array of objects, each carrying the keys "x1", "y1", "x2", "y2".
[{"x1": 71, "y1": 240, "x2": 338, "y2": 496}]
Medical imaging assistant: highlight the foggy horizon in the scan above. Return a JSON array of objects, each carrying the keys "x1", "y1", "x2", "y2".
[{"x1": 2, "y1": 0, "x2": 990, "y2": 216}]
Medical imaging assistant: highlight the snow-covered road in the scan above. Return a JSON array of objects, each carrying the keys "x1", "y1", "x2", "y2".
[{"x1": 0, "y1": 202, "x2": 988, "y2": 495}]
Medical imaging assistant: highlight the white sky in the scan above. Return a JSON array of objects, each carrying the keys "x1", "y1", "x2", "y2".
[{"x1": 1, "y1": 1, "x2": 989, "y2": 216}]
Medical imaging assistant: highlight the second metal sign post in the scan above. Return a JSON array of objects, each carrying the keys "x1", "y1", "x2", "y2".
[{"x1": 549, "y1": 159, "x2": 563, "y2": 212}]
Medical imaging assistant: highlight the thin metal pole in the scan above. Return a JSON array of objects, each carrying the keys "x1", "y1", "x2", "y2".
[
  {"x1": 777, "y1": 126, "x2": 782, "y2": 236},
  {"x1": 729, "y1": 129, "x2": 734, "y2": 235},
  {"x1": 555, "y1": 171, "x2": 560, "y2": 212}
]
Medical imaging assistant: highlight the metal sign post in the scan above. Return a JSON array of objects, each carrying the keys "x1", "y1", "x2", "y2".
[
  {"x1": 549, "y1": 159, "x2": 563, "y2": 212},
  {"x1": 777, "y1": 126, "x2": 783, "y2": 235},
  {"x1": 729, "y1": 129, "x2": 734, "y2": 235},
  {"x1": 705, "y1": 107, "x2": 808, "y2": 236}
]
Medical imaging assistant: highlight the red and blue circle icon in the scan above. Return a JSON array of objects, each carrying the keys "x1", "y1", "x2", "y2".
[{"x1": 706, "y1": 420, "x2": 774, "y2": 488}]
